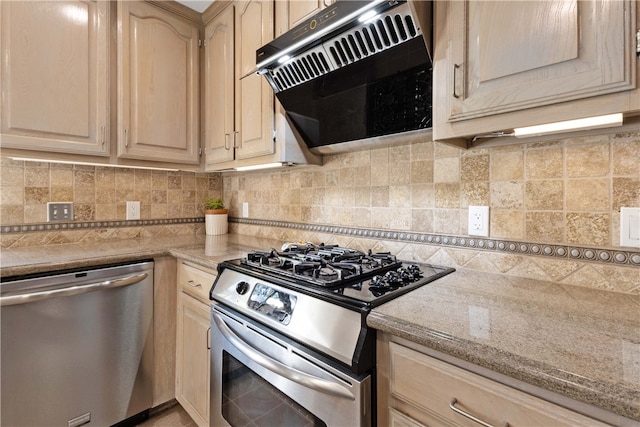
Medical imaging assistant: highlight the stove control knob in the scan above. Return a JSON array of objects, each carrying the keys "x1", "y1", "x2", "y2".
[{"x1": 236, "y1": 281, "x2": 250, "y2": 295}]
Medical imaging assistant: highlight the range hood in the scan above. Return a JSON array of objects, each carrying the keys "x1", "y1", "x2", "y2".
[{"x1": 256, "y1": 0, "x2": 433, "y2": 154}]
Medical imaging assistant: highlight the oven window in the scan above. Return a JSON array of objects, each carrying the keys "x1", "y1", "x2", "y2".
[{"x1": 222, "y1": 351, "x2": 327, "y2": 427}]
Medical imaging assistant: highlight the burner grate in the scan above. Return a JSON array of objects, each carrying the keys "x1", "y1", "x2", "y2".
[{"x1": 244, "y1": 243, "x2": 402, "y2": 287}]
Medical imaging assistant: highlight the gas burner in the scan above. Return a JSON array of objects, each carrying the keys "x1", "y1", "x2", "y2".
[
  {"x1": 368, "y1": 264, "x2": 425, "y2": 296},
  {"x1": 243, "y1": 243, "x2": 403, "y2": 287}
]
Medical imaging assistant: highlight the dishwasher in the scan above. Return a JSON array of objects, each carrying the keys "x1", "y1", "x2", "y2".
[{"x1": 1, "y1": 260, "x2": 154, "y2": 427}]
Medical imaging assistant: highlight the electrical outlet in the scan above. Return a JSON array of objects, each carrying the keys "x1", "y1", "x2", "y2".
[
  {"x1": 468, "y1": 206, "x2": 489, "y2": 237},
  {"x1": 242, "y1": 202, "x2": 249, "y2": 218},
  {"x1": 620, "y1": 207, "x2": 640, "y2": 248},
  {"x1": 126, "y1": 201, "x2": 140, "y2": 220},
  {"x1": 47, "y1": 202, "x2": 73, "y2": 221}
]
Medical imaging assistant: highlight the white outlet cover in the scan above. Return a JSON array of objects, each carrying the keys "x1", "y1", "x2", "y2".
[
  {"x1": 620, "y1": 207, "x2": 640, "y2": 248},
  {"x1": 468, "y1": 206, "x2": 489, "y2": 237},
  {"x1": 242, "y1": 202, "x2": 249, "y2": 218},
  {"x1": 126, "y1": 201, "x2": 141, "y2": 220}
]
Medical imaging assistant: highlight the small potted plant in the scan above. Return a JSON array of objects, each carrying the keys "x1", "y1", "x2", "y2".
[{"x1": 204, "y1": 197, "x2": 228, "y2": 235}]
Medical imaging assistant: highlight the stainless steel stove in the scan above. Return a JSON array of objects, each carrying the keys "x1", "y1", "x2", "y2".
[{"x1": 209, "y1": 243, "x2": 454, "y2": 426}]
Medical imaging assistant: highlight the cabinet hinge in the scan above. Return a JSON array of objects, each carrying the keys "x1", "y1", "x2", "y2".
[{"x1": 199, "y1": 146, "x2": 203, "y2": 156}]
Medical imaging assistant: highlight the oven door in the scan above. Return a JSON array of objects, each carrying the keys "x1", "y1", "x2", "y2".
[{"x1": 210, "y1": 303, "x2": 371, "y2": 427}]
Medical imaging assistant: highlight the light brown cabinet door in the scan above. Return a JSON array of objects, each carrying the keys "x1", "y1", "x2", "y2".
[
  {"x1": 275, "y1": 0, "x2": 331, "y2": 38},
  {"x1": 176, "y1": 291, "x2": 210, "y2": 427},
  {"x1": 288, "y1": 0, "x2": 325, "y2": 28},
  {"x1": 433, "y1": 0, "x2": 637, "y2": 141},
  {"x1": 204, "y1": 5, "x2": 236, "y2": 167},
  {"x1": 0, "y1": 0, "x2": 109, "y2": 156},
  {"x1": 234, "y1": 0, "x2": 275, "y2": 160},
  {"x1": 117, "y1": 1, "x2": 200, "y2": 164}
]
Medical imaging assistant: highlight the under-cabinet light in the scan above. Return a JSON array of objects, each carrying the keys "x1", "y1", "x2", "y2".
[
  {"x1": 513, "y1": 113, "x2": 623, "y2": 138},
  {"x1": 235, "y1": 162, "x2": 287, "y2": 172},
  {"x1": 8, "y1": 157, "x2": 180, "y2": 171}
]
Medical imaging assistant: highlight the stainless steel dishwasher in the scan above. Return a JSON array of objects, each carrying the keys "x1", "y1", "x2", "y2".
[{"x1": 1, "y1": 260, "x2": 154, "y2": 427}]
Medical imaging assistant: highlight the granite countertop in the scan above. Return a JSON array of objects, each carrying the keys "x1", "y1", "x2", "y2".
[
  {"x1": 368, "y1": 268, "x2": 640, "y2": 423},
  {"x1": 0, "y1": 234, "x2": 286, "y2": 277},
  {"x1": 2, "y1": 236, "x2": 638, "y2": 422}
]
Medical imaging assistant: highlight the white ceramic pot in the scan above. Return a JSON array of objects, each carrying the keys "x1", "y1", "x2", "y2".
[{"x1": 205, "y1": 211, "x2": 228, "y2": 235}]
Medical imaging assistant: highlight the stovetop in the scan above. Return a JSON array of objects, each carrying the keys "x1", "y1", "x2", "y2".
[{"x1": 218, "y1": 243, "x2": 455, "y2": 309}]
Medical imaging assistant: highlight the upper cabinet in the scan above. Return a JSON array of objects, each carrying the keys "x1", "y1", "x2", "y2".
[
  {"x1": 433, "y1": 0, "x2": 639, "y2": 145},
  {"x1": 203, "y1": 6, "x2": 235, "y2": 167},
  {"x1": 204, "y1": 0, "x2": 322, "y2": 171},
  {"x1": 234, "y1": 0, "x2": 276, "y2": 160},
  {"x1": 0, "y1": 0, "x2": 110, "y2": 156},
  {"x1": 117, "y1": 1, "x2": 200, "y2": 165},
  {"x1": 204, "y1": 0, "x2": 275, "y2": 169}
]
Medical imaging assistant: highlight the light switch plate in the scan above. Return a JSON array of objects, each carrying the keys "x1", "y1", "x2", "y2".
[
  {"x1": 620, "y1": 207, "x2": 640, "y2": 248},
  {"x1": 242, "y1": 202, "x2": 249, "y2": 218},
  {"x1": 47, "y1": 202, "x2": 73, "y2": 221}
]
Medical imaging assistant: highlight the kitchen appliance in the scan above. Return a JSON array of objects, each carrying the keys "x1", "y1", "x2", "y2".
[
  {"x1": 209, "y1": 243, "x2": 454, "y2": 426},
  {"x1": 0, "y1": 261, "x2": 154, "y2": 427},
  {"x1": 255, "y1": 0, "x2": 433, "y2": 154}
]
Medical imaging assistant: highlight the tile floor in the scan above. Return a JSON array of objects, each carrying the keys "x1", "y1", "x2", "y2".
[{"x1": 137, "y1": 403, "x2": 195, "y2": 427}]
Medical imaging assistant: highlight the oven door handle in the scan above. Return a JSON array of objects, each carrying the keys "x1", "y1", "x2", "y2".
[{"x1": 213, "y1": 312, "x2": 356, "y2": 401}]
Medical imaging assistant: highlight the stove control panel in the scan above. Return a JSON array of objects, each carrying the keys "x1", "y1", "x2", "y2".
[
  {"x1": 235, "y1": 281, "x2": 250, "y2": 295},
  {"x1": 247, "y1": 283, "x2": 297, "y2": 325}
]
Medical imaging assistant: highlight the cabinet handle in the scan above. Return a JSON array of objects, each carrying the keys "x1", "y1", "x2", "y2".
[
  {"x1": 124, "y1": 129, "x2": 129, "y2": 148},
  {"x1": 449, "y1": 398, "x2": 509, "y2": 427},
  {"x1": 232, "y1": 131, "x2": 240, "y2": 149},
  {"x1": 100, "y1": 126, "x2": 105, "y2": 147},
  {"x1": 452, "y1": 63, "x2": 462, "y2": 99},
  {"x1": 207, "y1": 327, "x2": 211, "y2": 350},
  {"x1": 187, "y1": 280, "x2": 202, "y2": 288},
  {"x1": 224, "y1": 133, "x2": 231, "y2": 150}
]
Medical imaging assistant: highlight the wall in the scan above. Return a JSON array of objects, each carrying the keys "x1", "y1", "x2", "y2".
[
  {"x1": 0, "y1": 157, "x2": 222, "y2": 246},
  {"x1": 223, "y1": 130, "x2": 640, "y2": 294},
  {"x1": 1, "y1": 131, "x2": 637, "y2": 292},
  {"x1": 224, "y1": 131, "x2": 639, "y2": 248}
]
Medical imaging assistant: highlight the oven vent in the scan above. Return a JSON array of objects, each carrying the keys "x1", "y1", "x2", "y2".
[{"x1": 265, "y1": 2, "x2": 422, "y2": 93}]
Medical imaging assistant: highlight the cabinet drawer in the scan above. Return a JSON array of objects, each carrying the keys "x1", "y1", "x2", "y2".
[
  {"x1": 389, "y1": 342, "x2": 610, "y2": 427},
  {"x1": 177, "y1": 261, "x2": 216, "y2": 303}
]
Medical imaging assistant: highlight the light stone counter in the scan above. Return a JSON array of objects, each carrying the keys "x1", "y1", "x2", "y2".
[
  {"x1": 0, "y1": 234, "x2": 285, "y2": 277},
  {"x1": 368, "y1": 268, "x2": 640, "y2": 423}
]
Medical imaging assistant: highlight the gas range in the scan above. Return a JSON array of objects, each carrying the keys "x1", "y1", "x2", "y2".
[{"x1": 210, "y1": 243, "x2": 454, "y2": 374}]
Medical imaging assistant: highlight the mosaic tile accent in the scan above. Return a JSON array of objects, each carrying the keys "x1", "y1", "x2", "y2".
[
  {"x1": 230, "y1": 218, "x2": 640, "y2": 267},
  {"x1": 1, "y1": 217, "x2": 203, "y2": 235}
]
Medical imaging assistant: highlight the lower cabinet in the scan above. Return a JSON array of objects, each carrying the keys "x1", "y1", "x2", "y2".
[
  {"x1": 176, "y1": 261, "x2": 216, "y2": 427},
  {"x1": 377, "y1": 333, "x2": 612, "y2": 427}
]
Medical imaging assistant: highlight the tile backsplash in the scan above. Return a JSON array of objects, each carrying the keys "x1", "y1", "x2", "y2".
[
  {"x1": 224, "y1": 131, "x2": 639, "y2": 249},
  {"x1": 0, "y1": 158, "x2": 222, "y2": 224},
  {"x1": 1, "y1": 131, "x2": 638, "y2": 292}
]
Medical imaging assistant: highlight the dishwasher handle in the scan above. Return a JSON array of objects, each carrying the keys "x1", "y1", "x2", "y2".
[{"x1": 0, "y1": 273, "x2": 148, "y2": 306}]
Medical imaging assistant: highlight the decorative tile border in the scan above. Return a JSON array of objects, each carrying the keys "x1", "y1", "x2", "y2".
[
  {"x1": 3, "y1": 216, "x2": 639, "y2": 267},
  {"x1": 1, "y1": 217, "x2": 204, "y2": 234},
  {"x1": 231, "y1": 218, "x2": 640, "y2": 267}
]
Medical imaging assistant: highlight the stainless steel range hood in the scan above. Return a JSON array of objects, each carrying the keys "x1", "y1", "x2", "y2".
[{"x1": 256, "y1": 0, "x2": 433, "y2": 154}]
